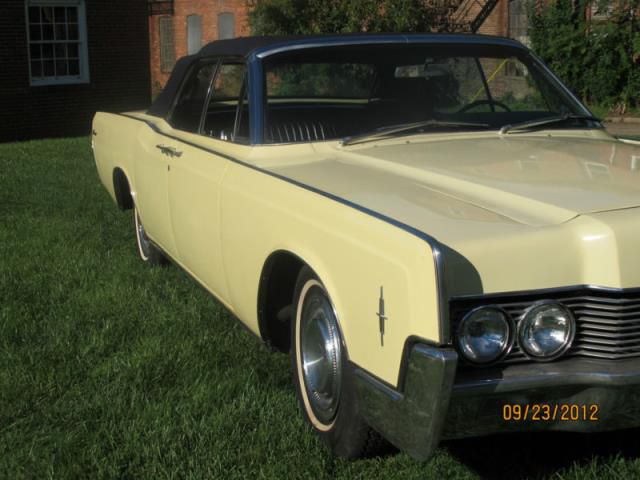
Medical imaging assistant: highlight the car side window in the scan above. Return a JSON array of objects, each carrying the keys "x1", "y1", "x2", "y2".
[
  {"x1": 202, "y1": 62, "x2": 247, "y2": 141},
  {"x1": 170, "y1": 62, "x2": 216, "y2": 133}
]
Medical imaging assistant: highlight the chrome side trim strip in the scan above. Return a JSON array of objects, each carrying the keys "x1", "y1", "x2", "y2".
[{"x1": 118, "y1": 113, "x2": 451, "y2": 345}]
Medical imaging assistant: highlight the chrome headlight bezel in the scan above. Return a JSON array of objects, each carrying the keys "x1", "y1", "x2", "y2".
[
  {"x1": 455, "y1": 306, "x2": 514, "y2": 365},
  {"x1": 517, "y1": 301, "x2": 576, "y2": 361}
]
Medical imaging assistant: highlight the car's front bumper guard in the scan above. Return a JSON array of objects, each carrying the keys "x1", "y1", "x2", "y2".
[
  {"x1": 354, "y1": 344, "x2": 640, "y2": 461},
  {"x1": 353, "y1": 345, "x2": 458, "y2": 461}
]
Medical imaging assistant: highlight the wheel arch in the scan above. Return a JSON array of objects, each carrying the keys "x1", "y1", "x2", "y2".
[
  {"x1": 257, "y1": 249, "x2": 308, "y2": 352},
  {"x1": 112, "y1": 167, "x2": 134, "y2": 211},
  {"x1": 257, "y1": 249, "x2": 349, "y2": 356}
]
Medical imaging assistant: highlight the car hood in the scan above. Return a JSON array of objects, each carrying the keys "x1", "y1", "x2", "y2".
[{"x1": 320, "y1": 134, "x2": 640, "y2": 226}]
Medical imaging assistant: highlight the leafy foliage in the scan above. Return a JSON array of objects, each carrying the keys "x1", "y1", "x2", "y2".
[
  {"x1": 529, "y1": 0, "x2": 640, "y2": 113},
  {"x1": 248, "y1": 0, "x2": 445, "y2": 35}
]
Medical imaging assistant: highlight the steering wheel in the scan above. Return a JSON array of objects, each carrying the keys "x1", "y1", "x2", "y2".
[{"x1": 457, "y1": 100, "x2": 512, "y2": 113}]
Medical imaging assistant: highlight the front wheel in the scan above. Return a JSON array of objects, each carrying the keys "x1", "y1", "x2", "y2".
[
  {"x1": 134, "y1": 206, "x2": 167, "y2": 265},
  {"x1": 291, "y1": 266, "x2": 385, "y2": 458}
]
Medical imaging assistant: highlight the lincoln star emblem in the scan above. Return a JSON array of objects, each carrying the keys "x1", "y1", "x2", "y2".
[{"x1": 377, "y1": 286, "x2": 388, "y2": 346}]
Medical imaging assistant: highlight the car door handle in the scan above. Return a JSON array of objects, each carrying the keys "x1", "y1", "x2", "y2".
[{"x1": 155, "y1": 144, "x2": 183, "y2": 157}]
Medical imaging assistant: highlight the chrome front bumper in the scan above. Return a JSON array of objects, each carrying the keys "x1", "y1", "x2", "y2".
[{"x1": 353, "y1": 343, "x2": 640, "y2": 461}]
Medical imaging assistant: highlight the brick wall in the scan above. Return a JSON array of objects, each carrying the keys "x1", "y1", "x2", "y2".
[
  {"x1": 0, "y1": 0, "x2": 151, "y2": 143},
  {"x1": 149, "y1": 0, "x2": 250, "y2": 96},
  {"x1": 475, "y1": 0, "x2": 509, "y2": 37},
  {"x1": 451, "y1": 0, "x2": 510, "y2": 36}
]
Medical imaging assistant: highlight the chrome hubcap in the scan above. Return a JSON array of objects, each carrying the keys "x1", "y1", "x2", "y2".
[{"x1": 300, "y1": 287, "x2": 342, "y2": 424}]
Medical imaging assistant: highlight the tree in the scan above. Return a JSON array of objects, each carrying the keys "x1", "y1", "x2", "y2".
[
  {"x1": 529, "y1": 0, "x2": 640, "y2": 112},
  {"x1": 248, "y1": 0, "x2": 446, "y2": 35}
]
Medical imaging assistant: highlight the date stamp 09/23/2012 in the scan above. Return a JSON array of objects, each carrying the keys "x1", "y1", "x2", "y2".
[{"x1": 502, "y1": 404, "x2": 600, "y2": 422}]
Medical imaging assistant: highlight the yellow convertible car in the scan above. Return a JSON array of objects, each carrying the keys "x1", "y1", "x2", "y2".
[{"x1": 92, "y1": 34, "x2": 640, "y2": 461}]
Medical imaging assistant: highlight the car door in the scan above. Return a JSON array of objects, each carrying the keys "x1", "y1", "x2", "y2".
[
  {"x1": 133, "y1": 118, "x2": 178, "y2": 259},
  {"x1": 167, "y1": 60, "x2": 248, "y2": 302}
]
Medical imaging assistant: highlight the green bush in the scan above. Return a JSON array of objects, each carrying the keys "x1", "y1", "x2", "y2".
[
  {"x1": 529, "y1": 0, "x2": 640, "y2": 114},
  {"x1": 248, "y1": 0, "x2": 444, "y2": 36}
]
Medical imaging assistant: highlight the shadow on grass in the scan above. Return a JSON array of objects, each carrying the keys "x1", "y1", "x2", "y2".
[{"x1": 443, "y1": 428, "x2": 640, "y2": 479}]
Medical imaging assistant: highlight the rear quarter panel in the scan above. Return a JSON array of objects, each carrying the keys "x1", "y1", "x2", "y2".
[{"x1": 92, "y1": 112, "x2": 142, "y2": 203}]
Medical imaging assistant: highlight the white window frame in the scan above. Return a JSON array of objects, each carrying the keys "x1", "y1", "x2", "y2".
[{"x1": 25, "y1": 0, "x2": 90, "y2": 86}]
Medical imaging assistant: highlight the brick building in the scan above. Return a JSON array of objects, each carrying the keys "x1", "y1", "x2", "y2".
[
  {"x1": 147, "y1": 0, "x2": 530, "y2": 95},
  {"x1": 0, "y1": 0, "x2": 528, "y2": 142},
  {"x1": 148, "y1": 0, "x2": 250, "y2": 96},
  {"x1": 0, "y1": 0, "x2": 151, "y2": 142},
  {"x1": 443, "y1": 0, "x2": 529, "y2": 43}
]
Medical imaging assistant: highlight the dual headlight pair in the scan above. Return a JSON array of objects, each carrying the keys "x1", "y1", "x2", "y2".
[{"x1": 456, "y1": 302, "x2": 576, "y2": 365}]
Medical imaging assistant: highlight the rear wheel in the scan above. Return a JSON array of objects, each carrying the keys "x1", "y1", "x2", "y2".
[
  {"x1": 291, "y1": 266, "x2": 385, "y2": 458},
  {"x1": 134, "y1": 206, "x2": 167, "y2": 265}
]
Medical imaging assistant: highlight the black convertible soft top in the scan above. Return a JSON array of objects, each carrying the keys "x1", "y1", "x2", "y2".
[
  {"x1": 147, "y1": 33, "x2": 525, "y2": 118},
  {"x1": 147, "y1": 36, "x2": 292, "y2": 116},
  {"x1": 198, "y1": 35, "x2": 294, "y2": 57}
]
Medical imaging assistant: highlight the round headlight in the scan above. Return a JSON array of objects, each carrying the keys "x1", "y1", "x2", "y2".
[
  {"x1": 518, "y1": 302, "x2": 575, "y2": 360},
  {"x1": 456, "y1": 307, "x2": 512, "y2": 364}
]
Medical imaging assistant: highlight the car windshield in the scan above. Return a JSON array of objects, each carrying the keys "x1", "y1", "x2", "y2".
[{"x1": 262, "y1": 43, "x2": 594, "y2": 144}]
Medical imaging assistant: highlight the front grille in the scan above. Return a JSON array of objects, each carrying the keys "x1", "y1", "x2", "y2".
[{"x1": 450, "y1": 287, "x2": 640, "y2": 365}]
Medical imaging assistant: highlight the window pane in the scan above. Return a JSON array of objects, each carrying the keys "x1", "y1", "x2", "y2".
[
  {"x1": 171, "y1": 63, "x2": 216, "y2": 132},
  {"x1": 211, "y1": 64, "x2": 245, "y2": 99},
  {"x1": 55, "y1": 23, "x2": 67, "y2": 41},
  {"x1": 55, "y1": 44, "x2": 67, "y2": 59},
  {"x1": 28, "y1": 5, "x2": 86, "y2": 83},
  {"x1": 187, "y1": 15, "x2": 202, "y2": 55},
  {"x1": 42, "y1": 7, "x2": 54, "y2": 23},
  {"x1": 31, "y1": 60, "x2": 43, "y2": 77},
  {"x1": 67, "y1": 7, "x2": 77, "y2": 23},
  {"x1": 54, "y1": 7, "x2": 66, "y2": 23},
  {"x1": 30, "y1": 44, "x2": 42, "y2": 60},
  {"x1": 236, "y1": 85, "x2": 250, "y2": 140},
  {"x1": 42, "y1": 24, "x2": 54, "y2": 41},
  {"x1": 68, "y1": 43, "x2": 79, "y2": 58},
  {"x1": 43, "y1": 60, "x2": 54, "y2": 76},
  {"x1": 28, "y1": 7, "x2": 41, "y2": 23},
  {"x1": 68, "y1": 59, "x2": 80, "y2": 75},
  {"x1": 218, "y1": 13, "x2": 235, "y2": 40},
  {"x1": 479, "y1": 57, "x2": 547, "y2": 111},
  {"x1": 42, "y1": 44, "x2": 54, "y2": 59},
  {"x1": 266, "y1": 63, "x2": 375, "y2": 98},
  {"x1": 29, "y1": 24, "x2": 42, "y2": 41},
  {"x1": 56, "y1": 60, "x2": 68, "y2": 76},
  {"x1": 159, "y1": 16, "x2": 175, "y2": 72},
  {"x1": 204, "y1": 63, "x2": 247, "y2": 139},
  {"x1": 68, "y1": 23, "x2": 78, "y2": 40}
]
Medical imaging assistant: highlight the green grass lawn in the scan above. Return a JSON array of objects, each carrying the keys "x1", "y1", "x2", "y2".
[{"x1": 2, "y1": 137, "x2": 640, "y2": 479}]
